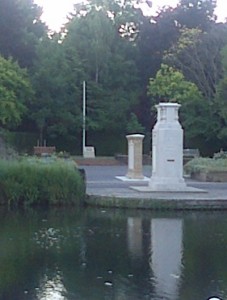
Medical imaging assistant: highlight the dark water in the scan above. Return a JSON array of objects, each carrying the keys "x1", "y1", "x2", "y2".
[{"x1": 0, "y1": 207, "x2": 227, "y2": 300}]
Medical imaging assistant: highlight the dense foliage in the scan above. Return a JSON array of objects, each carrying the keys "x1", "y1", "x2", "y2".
[
  {"x1": 0, "y1": 157, "x2": 85, "y2": 206},
  {"x1": 0, "y1": 0, "x2": 47, "y2": 68},
  {"x1": 0, "y1": 0, "x2": 227, "y2": 155},
  {"x1": 0, "y1": 56, "x2": 33, "y2": 127},
  {"x1": 184, "y1": 157, "x2": 227, "y2": 175}
]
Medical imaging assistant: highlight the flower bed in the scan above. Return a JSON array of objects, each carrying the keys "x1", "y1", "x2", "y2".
[{"x1": 184, "y1": 157, "x2": 227, "y2": 182}]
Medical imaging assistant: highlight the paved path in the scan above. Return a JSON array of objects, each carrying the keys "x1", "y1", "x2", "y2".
[{"x1": 80, "y1": 165, "x2": 227, "y2": 210}]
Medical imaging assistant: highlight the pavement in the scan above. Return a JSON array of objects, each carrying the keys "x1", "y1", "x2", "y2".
[{"x1": 79, "y1": 165, "x2": 227, "y2": 210}]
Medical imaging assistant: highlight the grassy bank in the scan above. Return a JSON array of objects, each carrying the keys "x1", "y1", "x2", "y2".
[{"x1": 0, "y1": 157, "x2": 85, "y2": 207}]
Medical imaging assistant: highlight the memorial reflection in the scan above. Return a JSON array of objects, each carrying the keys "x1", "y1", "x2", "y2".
[
  {"x1": 127, "y1": 217, "x2": 143, "y2": 259},
  {"x1": 0, "y1": 208, "x2": 227, "y2": 300},
  {"x1": 151, "y1": 218, "x2": 183, "y2": 300},
  {"x1": 127, "y1": 216, "x2": 183, "y2": 300}
]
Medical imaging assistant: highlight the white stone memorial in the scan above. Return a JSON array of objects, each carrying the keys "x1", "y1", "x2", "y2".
[
  {"x1": 149, "y1": 102, "x2": 187, "y2": 191},
  {"x1": 131, "y1": 102, "x2": 206, "y2": 192},
  {"x1": 83, "y1": 146, "x2": 95, "y2": 158}
]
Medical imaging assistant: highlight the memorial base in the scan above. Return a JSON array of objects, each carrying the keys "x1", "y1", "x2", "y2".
[
  {"x1": 131, "y1": 185, "x2": 206, "y2": 193},
  {"x1": 116, "y1": 176, "x2": 150, "y2": 182},
  {"x1": 130, "y1": 186, "x2": 207, "y2": 193},
  {"x1": 126, "y1": 170, "x2": 145, "y2": 180},
  {"x1": 148, "y1": 176, "x2": 187, "y2": 191}
]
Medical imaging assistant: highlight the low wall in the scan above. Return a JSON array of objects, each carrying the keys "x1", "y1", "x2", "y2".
[
  {"x1": 34, "y1": 146, "x2": 56, "y2": 155},
  {"x1": 191, "y1": 170, "x2": 227, "y2": 182},
  {"x1": 115, "y1": 154, "x2": 151, "y2": 165}
]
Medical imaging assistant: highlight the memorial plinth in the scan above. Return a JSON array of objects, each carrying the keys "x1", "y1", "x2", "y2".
[
  {"x1": 83, "y1": 146, "x2": 95, "y2": 158},
  {"x1": 126, "y1": 134, "x2": 145, "y2": 179},
  {"x1": 149, "y1": 103, "x2": 187, "y2": 191},
  {"x1": 131, "y1": 102, "x2": 206, "y2": 192}
]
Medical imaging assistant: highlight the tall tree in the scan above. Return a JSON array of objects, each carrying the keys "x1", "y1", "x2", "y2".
[
  {"x1": 0, "y1": 56, "x2": 33, "y2": 128},
  {"x1": 214, "y1": 45, "x2": 227, "y2": 143},
  {"x1": 175, "y1": 0, "x2": 217, "y2": 30},
  {"x1": 30, "y1": 35, "x2": 84, "y2": 144},
  {"x1": 164, "y1": 24, "x2": 227, "y2": 101},
  {"x1": 148, "y1": 64, "x2": 221, "y2": 153},
  {"x1": 0, "y1": 0, "x2": 47, "y2": 68},
  {"x1": 134, "y1": 0, "x2": 219, "y2": 132},
  {"x1": 66, "y1": 9, "x2": 115, "y2": 84},
  {"x1": 63, "y1": 6, "x2": 139, "y2": 133}
]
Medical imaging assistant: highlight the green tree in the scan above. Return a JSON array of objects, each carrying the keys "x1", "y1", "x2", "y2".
[
  {"x1": 66, "y1": 9, "x2": 115, "y2": 84},
  {"x1": 164, "y1": 25, "x2": 227, "y2": 101},
  {"x1": 30, "y1": 35, "x2": 84, "y2": 145},
  {"x1": 63, "y1": 5, "x2": 139, "y2": 133},
  {"x1": 221, "y1": 44, "x2": 227, "y2": 72},
  {"x1": 148, "y1": 64, "x2": 202, "y2": 103},
  {"x1": 147, "y1": 64, "x2": 220, "y2": 152},
  {"x1": 134, "y1": 0, "x2": 218, "y2": 132},
  {"x1": 214, "y1": 46, "x2": 227, "y2": 142},
  {"x1": 126, "y1": 113, "x2": 145, "y2": 134},
  {"x1": 0, "y1": 56, "x2": 33, "y2": 128},
  {"x1": 0, "y1": 0, "x2": 47, "y2": 68},
  {"x1": 175, "y1": 0, "x2": 217, "y2": 30}
]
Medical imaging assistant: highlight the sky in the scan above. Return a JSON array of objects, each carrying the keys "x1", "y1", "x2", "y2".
[{"x1": 34, "y1": 0, "x2": 227, "y2": 32}]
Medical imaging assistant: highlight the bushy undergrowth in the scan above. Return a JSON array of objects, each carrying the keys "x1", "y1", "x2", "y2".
[
  {"x1": 184, "y1": 157, "x2": 227, "y2": 174},
  {"x1": 213, "y1": 150, "x2": 227, "y2": 160},
  {"x1": 0, "y1": 157, "x2": 85, "y2": 207}
]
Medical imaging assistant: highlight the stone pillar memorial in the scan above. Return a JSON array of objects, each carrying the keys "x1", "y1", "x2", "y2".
[
  {"x1": 149, "y1": 102, "x2": 186, "y2": 191},
  {"x1": 131, "y1": 102, "x2": 206, "y2": 192},
  {"x1": 126, "y1": 134, "x2": 145, "y2": 179}
]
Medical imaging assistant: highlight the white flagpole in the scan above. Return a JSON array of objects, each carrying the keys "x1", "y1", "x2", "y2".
[{"x1": 82, "y1": 81, "x2": 86, "y2": 156}]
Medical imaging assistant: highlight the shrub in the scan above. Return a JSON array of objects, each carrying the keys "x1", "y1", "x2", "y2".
[
  {"x1": 213, "y1": 149, "x2": 227, "y2": 160},
  {"x1": 184, "y1": 157, "x2": 227, "y2": 175},
  {"x1": 0, "y1": 157, "x2": 85, "y2": 207}
]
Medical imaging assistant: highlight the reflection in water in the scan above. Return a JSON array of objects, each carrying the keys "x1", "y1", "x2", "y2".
[
  {"x1": 151, "y1": 218, "x2": 183, "y2": 300},
  {"x1": 127, "y1": 217, "x2": 143, "y2": 258},
  {"x1": 0, "y1": 209, "x2": 227, "y2": 300},
  {"x1": 36, "y1": 272, "x2": 66, "y2": 300},
  {"x1": 33, "y1": 227, "x2": 64, "y2": 250},
  {"x1": 127, "y1": 216, "x2": 183, "y2": 299}
]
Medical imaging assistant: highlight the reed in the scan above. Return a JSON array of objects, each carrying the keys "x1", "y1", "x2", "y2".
[{"x1": 0, "y1": 157, "x2": 85, "y2": 207}]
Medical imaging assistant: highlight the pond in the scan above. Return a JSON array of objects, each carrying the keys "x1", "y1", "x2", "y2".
[{"x1": 0, "y1": 207, "x2": 227, "y2": 300}]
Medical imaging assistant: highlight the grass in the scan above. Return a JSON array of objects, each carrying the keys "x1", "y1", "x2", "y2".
[{"x1": 0, "y1": 156, "x2": 85, "y2": 207}]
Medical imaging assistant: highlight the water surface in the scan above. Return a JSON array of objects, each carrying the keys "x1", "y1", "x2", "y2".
[{"x1": 0, "y1": 207, "x2": 226, "y2": 300}]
